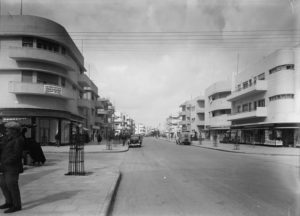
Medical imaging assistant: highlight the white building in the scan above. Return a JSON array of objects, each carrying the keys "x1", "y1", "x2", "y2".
[
  {"x1": 205, "y1": 81, "x2": 231, "y2": 141},
  {"x1": 135, "y1": 123, "x2": 146, "y2": 135},
  {"x1": 0, "y1": 15, "x2": 88, "y2": 145},
  {"x1": 227, "y1": 48, "x2": 300, "y2": 147}
]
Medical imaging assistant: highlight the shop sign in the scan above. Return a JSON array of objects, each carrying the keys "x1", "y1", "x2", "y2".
[
  {"x1": 44, "y1": 85, "x2": 62, "y2": 95},
  {"x1": 2, "y1": 117, "x2": 29, "y2": 122}
]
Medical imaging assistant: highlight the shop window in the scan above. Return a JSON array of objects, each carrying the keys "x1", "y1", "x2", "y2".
[
  {"x1": 22, "y1": 37, "x2": 33, "y2": 47},
  {"x1": 21, "y1": 70, "x2": 33, "y2": 83},
  {"x1": 37, "y1": 72, "x2": 59, "y2": 85}
]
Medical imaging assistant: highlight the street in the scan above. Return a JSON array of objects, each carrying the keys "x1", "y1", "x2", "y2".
[{"x1": 112, "y1": 137, "x2": 299, "y2": 216}]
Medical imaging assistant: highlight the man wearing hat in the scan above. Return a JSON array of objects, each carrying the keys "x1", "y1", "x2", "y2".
[{"x1": 0, "y1": 121, "x2": 24, "y2": 213}]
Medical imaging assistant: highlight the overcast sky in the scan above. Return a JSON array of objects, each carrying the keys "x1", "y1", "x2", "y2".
[{"x1": 1, "y1": 0, "x2": 295, "y2": 127}]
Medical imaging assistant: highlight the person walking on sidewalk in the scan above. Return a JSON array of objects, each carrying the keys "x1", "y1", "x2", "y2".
[{"x1": 0, "y1": 121, "x2": 24, "y2": 213}]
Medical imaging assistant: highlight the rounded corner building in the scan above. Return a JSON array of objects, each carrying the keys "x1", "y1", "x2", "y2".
[{"x1": 0, "y1": 15, "x2": 88, "y2": 145}]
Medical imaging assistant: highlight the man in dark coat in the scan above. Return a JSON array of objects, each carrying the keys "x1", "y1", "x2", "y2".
[{"x1": 0, "y1": 121, "x2": 24, "y2": 213}]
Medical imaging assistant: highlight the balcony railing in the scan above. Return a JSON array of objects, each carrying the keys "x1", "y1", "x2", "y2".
[
  {"x1": 228, "y1": 107, "x2": 267, "y2": 121},
  {"x1": 209, "y1": 114, "x2": 231, "y2": 127},
  {"x1": 9, "y1": 47, "x2": 76, "y2": 71},
  {"x1": 8, "y1": 81, "x2": 74, "y2": 100},
  {"x1": 227, "y1": 80, "x2": 267, "y2": 102}
]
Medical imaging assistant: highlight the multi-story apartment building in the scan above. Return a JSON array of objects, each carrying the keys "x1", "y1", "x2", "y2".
[
  {"x1": 205, "y1": 81, "x2": 231, "y2": 141},
  {"x1": 179, "y1": 97, "x2": 205, "y2": 138},
  {"x1": 0, "y1": 15, "x2": 88, "y2": 145},
  {"x1": 227, "y1": 48, "x2": 300, "y2": 147},
  {"x1": 113, "y1": 111, "x2": 135, "y2": 136},
  {"x1": 96, "y1": 97, "x2": 115, "y2": 139},
  {"x1": 135, "y1": 123, "x2": 146, "y2": 135},
  {"x1": 165, "y1": 114, "x2": 181, "y2": 138}
]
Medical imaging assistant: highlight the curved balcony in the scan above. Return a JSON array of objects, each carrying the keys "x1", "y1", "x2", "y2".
[
  {"x1": 228, "y1": 107, "x2": 267, "y2": 121},
  {"x1": 209, "y1": 98, "x2": 231, "y2": 112},
  {"x1": 227, "y1": 80, "x2": 267, "y2": 102},
  {"x1": 9, "y1": 47, "x2": 76, "y2": 71},
  {"x1": 8, "y1": 81, "x2": 75, "y2": 100},
  {"x1": 196, "y1": 107, "x2": 205, "y2": 114}
]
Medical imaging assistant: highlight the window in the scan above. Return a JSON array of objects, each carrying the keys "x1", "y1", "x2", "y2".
[
  {"x1": 237, "y1": 84, "x2": 241, "y2": 91},
  {"x1": 62, "y1": 47, "x2": 66, "y2": 55},
  {"x1": 249, "y1": 79, "x2": 252, "y2": 87},
  {"x1": 242, "y1": 104, "x2": 248, "y2": 112},
  {"x1": 258, "y1": 73, "x2": 265, "y2": 80},
  {"x1": 21, "y1": 71, "x2": 33, "y2": 82},
  {"x1": 61, "y1": 77, "x2": 66, "y2": 87},
  {"x1": 269, "y1": 94, "x2": 294, "y2": 101},
  {"x1": 269, "y1": 64, "x2": 294, "y2": 74},
  {"x1": 254, "y1": 101, "x2": 257, "y2": 110},
  {"x1": 242, "y1": 81, "x2": 248, "y2": 89},
  {"x1": 248, "y1": 102, "x2": 252, "y2": 111},
  {"x1": 237, "y1": 105, "x2": 241, "y2": 113},
  {"x1": 37, "y1": 39, "x2": 60, "y2": 53},
  {"x1": 258, "y1": 99, "x2": 265, "y2": 107},
  {"x1": 22, "y1": 37, "x2": 33, "y2": 47},
  {"x1": 37, "y1": 72, "x2": 58, "y2": 85}
]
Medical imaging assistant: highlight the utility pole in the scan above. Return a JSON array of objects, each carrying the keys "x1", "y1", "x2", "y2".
[{"x1": 20, "y1": 0, "x2": 23, "y2": 15}]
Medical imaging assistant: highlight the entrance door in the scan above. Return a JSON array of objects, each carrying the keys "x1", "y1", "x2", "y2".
[{"x1": 281, "y1": 129, "x2": 294, "y2": 147}]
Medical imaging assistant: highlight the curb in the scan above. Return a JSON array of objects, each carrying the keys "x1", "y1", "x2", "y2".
[
  {"x1": 191, "y1": 144, "x2": 300, "y2": 157},
  {"x1": 99, "y1": 171, "x2": 122, "y2": 216}
]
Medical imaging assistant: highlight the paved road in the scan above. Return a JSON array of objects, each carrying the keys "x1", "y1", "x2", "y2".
[{"x1": 112, "y1": 137, "x2": 299, "y2": 216}]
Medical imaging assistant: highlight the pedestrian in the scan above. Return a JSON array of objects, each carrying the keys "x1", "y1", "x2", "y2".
[
  {"x1": 55, "y1": 132, "x2": 60, "y2": 147},
  {"x1": 0, "y1": 121, "x2": 24, "y2": 213},
  {"x1": 121, "y1": 133, "x2": 127, "y2": 146},
  {"x1": 97, "y1": 133, "x2": 102, "y2": 144}
]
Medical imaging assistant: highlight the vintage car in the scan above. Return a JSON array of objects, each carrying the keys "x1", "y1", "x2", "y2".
[
  {"x1": 176, "y1": 132, "x2": 191, "y2": 145},
  {"x1": 128, "y1": 134, "x2": 142, "y2": 147}
]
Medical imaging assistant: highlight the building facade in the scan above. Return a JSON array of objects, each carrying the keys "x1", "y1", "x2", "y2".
[
  {"x1": 96, "y1": 98, "x2": 115, "y2": 140},
  {"x1": 179, "y1": 97, "x2": 205, "y2": 139},
  {"x1": 165, "y1": 114, "x2": 181, "y2": 139},
  {"x1": 227, "y1": 48, "x2": 300, "y2": 147},
  {"x1": 0, "y1": 15, "x2": 89, "y2": 145},
  {"x1": 205, "y1": 81, "x2": 231, "y2": 141}
]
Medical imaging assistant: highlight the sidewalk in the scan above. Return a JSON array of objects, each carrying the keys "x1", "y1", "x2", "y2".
[
  {"x1": 164, "y1": 138, "x2": 300, "y2": 156},
  {"x1": 0, "y1": 143, "x2": 128, "y2": 216},
  {"x1": 43, "y1": 141, "x2": 129, "y2": 153}
]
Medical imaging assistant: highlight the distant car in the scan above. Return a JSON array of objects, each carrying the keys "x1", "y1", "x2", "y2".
[
  {"x1": 176, "y1": 132, "x2": 191, "y2": 145},
  {"x1": 128, "y1": 134, "x2": 142, "y2": 147}
]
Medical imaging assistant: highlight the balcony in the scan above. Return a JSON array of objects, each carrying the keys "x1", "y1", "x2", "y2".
[
  {"x1": 209, "y1": 115, "x2": 231, "y2": 128},
  {"x1": 9, "y1": 47, "x2": 76, "y2": 71},
  {"x1": 78, "y1": 74, "x2": 91, "y2": 87},
  {"x1": 228, "y1": 107, "x2": 267, "y2": 121},
  {"x1": 209, "y1": 98, "x2": 231, "y2": 112},
  {"x1": 77, "y1": 98, "x2": 94, "y2": 108},
  {"x1": 97, "y1": 109, "x2": 109, "y2": 115},
  {"x1": 227, "y1": 80, "x2": 267, "y2": 102},
  {"x1": 8, "y1": 81, "x2": 74, "y2": 100},
  {"x1": 196, "y1": 107, "x2": 205, "y2": 114},
  {"x1": 95, "y1": 116, "x2": 105, "y2": 124}
]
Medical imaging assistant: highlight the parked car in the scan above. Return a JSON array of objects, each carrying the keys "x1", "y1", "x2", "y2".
[
  {"x1": 176, "y1": 132, "x2": 191, "y2": 145},
  {"x1": 128, "y1": 134, "x2": 142, "y2": 147}
]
